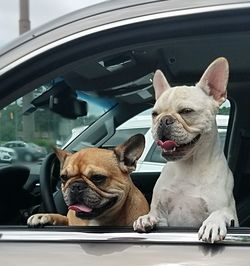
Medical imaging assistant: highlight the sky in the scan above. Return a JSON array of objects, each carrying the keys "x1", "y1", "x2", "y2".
[{"x1": 0, "y1": 0, "x2": 106, "y2": 48}]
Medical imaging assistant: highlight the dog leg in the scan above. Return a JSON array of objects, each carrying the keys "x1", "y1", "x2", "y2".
[
  {"x1": 134, "y1": 180, "x2": 168, "y2": 232},
  {"x1": 198, "y1": 207, "x2": 237, "y2": 243},
  {"x1": 27, "y1": 213, "x2": 69, "y2": 227}
]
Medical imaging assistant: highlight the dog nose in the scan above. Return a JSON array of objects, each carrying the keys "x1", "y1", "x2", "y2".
[
  {"x1": 161, "y1": 115, "x2": 175, "y2": 126},
  {"x1": 70, "y1": 182, "x2": 87, "y2": 193}
]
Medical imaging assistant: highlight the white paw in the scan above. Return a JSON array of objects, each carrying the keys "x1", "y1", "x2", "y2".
[
  {"x1": 27, "y1": 214, "x2": 54, "y2": 227},
  {"x1": 133, "y1": 214, "x2": 158, "y2": 232},
  {"x1": 198, "y1": 216, "x2": 227, "y2": 243}
]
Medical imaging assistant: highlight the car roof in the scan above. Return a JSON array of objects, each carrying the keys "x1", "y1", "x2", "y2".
[{"x1": 0, "y1": 0, "x2": 249, "y2": 70}]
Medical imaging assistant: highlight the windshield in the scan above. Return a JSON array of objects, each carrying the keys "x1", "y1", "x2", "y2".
[{"x1": 0, "y1": 79, "x2": 116, "y2": 168}]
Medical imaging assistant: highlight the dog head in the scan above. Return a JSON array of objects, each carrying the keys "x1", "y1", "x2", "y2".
[
  {"x1": 151, "y1": 57, "x2": 229, "y2": 161},
  {"x1": 54, "y1": 134, "x2": 145, "y2": 220}
]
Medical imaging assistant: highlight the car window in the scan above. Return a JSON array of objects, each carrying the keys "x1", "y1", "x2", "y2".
[
  {"x1": 146, "y1": 144, "x2": 166, "y2": 163},
  {"x1": 103, "y1": 109, "x2": 152, "y2": 148},
  {"x1": 18, "y1": 143, "x2": 25, "y2": 147},
  {"x1": 103, "y1": 128, "x2": 149, "y2": 147}
]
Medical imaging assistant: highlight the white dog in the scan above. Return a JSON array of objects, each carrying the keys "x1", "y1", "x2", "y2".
[{"x1": 133, "y1": 57, "x2": 238, "y2": 243}]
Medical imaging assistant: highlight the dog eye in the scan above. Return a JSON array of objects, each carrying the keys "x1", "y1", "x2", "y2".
[
  {"x1": 152, "y1": 110, "x2": 158, "y2": 117},
  {"x1": 179, "y1": 108, "x2": 194, "y2": 114},
  {"x1": 91, "y1": 174, "x2": 107, "y2": 184}
]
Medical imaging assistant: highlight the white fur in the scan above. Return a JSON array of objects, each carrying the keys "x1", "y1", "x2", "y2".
[{"x1": 133, "y1": 58, "x2": 238, "y2": 243}]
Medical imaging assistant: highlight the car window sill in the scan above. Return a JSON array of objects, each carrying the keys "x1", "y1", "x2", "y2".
[{"x1": 0, "y1": 226, "x2": 250, "y2": 245}]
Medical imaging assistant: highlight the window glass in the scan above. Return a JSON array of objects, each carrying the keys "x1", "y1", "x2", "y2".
[
  {"x1": 103, "y1": 109, "x2": 151, "y2": 148},
  {"x1": 146, "y1": 144, "x2": 165, "y2": 163},
  {"x1": 0, "y1": 79, "x2": 116, "y2": 171},
  {"x1": 103, "y1": 128, "x2": 148, "y2": 147}
]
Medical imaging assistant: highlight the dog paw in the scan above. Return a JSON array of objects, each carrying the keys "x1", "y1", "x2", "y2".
[
  {"x1": 27, "y1": 214, "x2": 54, "y2": 227},
  {"x1": 133, "y1": 214, "x2": 158, "y2": 232},
  {"x1": 198, "y1": 218, "x2": 227, "y2": 243}
]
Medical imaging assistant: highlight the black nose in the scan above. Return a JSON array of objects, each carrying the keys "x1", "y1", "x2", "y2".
[
  {"x1": 70, "y1": 181, "x2": 87, "y2": 193},
  {"x1": 160, "y1": 115, "x2": 175, "y2": 126}
]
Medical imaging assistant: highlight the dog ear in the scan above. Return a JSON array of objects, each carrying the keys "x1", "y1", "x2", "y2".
[
  {"x1": 197, "y1": 57, "x2": 229, "y2": 105},
  {"x1": 53, "y1": 147, "x2": 72, "y2": 165},
  {"x1": 114, "y1": 134, "x2": 145, "y2": 173},
  {"x1": 153, "y1": 69, "x2": 171, "y2": 100}
]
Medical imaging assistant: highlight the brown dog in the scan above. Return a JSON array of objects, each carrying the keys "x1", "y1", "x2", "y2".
[{"x1": 27, "y1": 134, "x2": 149, "y2": 226}]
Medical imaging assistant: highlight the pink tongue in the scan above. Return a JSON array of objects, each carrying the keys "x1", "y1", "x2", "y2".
[
  {"x1": 157, "y1": 140, "x2": 177, "y2": 150},
  {"x1": 68, "y1": 204, "x2": 93, "y2": 213}
]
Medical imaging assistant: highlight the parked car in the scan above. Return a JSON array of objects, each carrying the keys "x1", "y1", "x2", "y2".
[
  {"x1": 0, "y1": 147, "x2": 18, "y2": 163},
  {"x1": 27, "y1": 143, "x2": 47, "y2": 158},
  {"x1": 1, "y1": 0, "x2": 250, "y2": 265},
  {"x1": 0, "y1": 148, "x2": 12, "y2": 163},
  {"x1": 2, "y1": 141, "x2": 46, "y2": 162}
]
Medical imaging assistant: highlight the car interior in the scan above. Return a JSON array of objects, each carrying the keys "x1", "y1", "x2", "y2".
[{"x1": 1, "y1": 8, "x2": 250, "y2": 230}]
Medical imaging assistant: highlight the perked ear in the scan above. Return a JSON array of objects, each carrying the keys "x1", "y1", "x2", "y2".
[
  {"x1": 197, "y1": 57, "x2": 229, "y2": 105},
  {"x1": 114, "y1": 134, "x2": 145, "y2": 174},
  {"x1": 53, "y1": 147, "x2": 72, "y2": 165},
  {"x1": 153, "y1": 69, "x2": 171, "y2": 100}
]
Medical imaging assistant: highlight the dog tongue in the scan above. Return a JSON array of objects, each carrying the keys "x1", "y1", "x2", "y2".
[
  {"x1": 68, "y1": 204, "x2": 92, "y2": 213},
  {"x1": 157, "y1": 140, "x2": 177, "y2": 150}
]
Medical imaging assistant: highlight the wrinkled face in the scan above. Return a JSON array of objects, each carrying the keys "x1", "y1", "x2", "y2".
[
  {"x1": 152, "y1": 85, "x2": 217, "y2": 161},
  {"x1": 60, "y1": 148, "x2": 129, "y2": 220}
]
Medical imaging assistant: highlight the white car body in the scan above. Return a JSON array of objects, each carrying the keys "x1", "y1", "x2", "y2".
[
  {"x1": 0, "y1": 149, "x2": 12, "y2": 163},
  {"x1": 0, "y1": 147, "x2": 18, "y2": 162}
]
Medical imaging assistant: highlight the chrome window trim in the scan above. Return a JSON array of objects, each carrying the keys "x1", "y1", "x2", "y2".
[
  {"x1": 0, "y1": 3, "x2": 250, "y2": 76},
  {"x1": 0, "y1": 230, "x2": 250, "y2": 245}
]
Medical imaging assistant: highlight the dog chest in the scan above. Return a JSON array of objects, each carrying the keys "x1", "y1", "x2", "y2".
[{"x1": 161, "y1": 190, "x2": 209, "y2": 227}]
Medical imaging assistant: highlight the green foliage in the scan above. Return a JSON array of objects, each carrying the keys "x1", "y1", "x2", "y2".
[
  {"x1": 0, "y1": 102, "x2": 22, "y2": 141},
  {"x1": 33, "y1": 138, "x2": 54, "y2": 153}
]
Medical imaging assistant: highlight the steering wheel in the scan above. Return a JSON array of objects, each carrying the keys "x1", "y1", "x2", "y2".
[{"x1": 40, "y1": 152, "x2": 60, "y2": 213}]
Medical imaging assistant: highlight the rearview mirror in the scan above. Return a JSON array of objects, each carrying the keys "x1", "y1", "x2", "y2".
[
  {"x1": 31, "y1": 81, "x2": 88, "y2": 119},
  {"x1": 49, "y1": 88, "x2": 87, "y2": 119}
]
